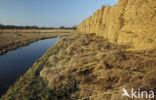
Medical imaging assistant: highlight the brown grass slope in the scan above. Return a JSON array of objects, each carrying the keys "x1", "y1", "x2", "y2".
[
  {"x1": 40, "y1": 34, "x2": 156, "y2": 100},
  {"x1": 77, "y1": 0, "x2": 156, "y2": 50}
]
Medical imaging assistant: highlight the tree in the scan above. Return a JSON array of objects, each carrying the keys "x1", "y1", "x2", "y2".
[{"x1": 59, "y1": 26, "x2": 65, "y2": 29}]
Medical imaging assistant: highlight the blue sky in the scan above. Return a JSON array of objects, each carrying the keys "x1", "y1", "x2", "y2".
[{"x1": 0, "y1": 0, "x2": 118, "y2": 27}]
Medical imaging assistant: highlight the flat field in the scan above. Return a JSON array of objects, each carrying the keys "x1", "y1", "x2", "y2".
[{"x1": 0, "y1": 29, "x2": 73, "y2": 55}]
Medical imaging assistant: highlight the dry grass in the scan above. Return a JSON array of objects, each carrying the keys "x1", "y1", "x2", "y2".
[
  {"x1": 0, "y1": 29, "x2": 74, "y2": 33},
  {"x1": 40, "y1": 34, "x2": 156, "y2": 100},
  {"x1": 1, "y1": 33, "x2": 156, "y2": 100},
  {"x1": 0, "y1": 29, "x2": 74, "y2": 55},
  {"x1": 0, "y1": 39, "x2": 79, "y2": 100}
]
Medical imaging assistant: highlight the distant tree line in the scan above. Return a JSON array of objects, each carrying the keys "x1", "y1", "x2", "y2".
[
  {"x1": 0, "y1": 24, "x2": 77, "y2": 30},
  {"x1": 59, "y1": 26, "x2": 77, "y2": 30}
]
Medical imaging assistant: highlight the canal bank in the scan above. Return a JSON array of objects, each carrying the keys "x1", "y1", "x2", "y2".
[
  {"x1": 0, "y1": 38, "x2": 58, "y2": 96},
  {"x1": 1, "y1": 34, "x2": 156, "y2": 100}
]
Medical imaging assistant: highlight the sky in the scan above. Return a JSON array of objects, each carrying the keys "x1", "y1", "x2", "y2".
[{"x1": 0, "y1": 0, "x2": 118, "y2": 27}]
